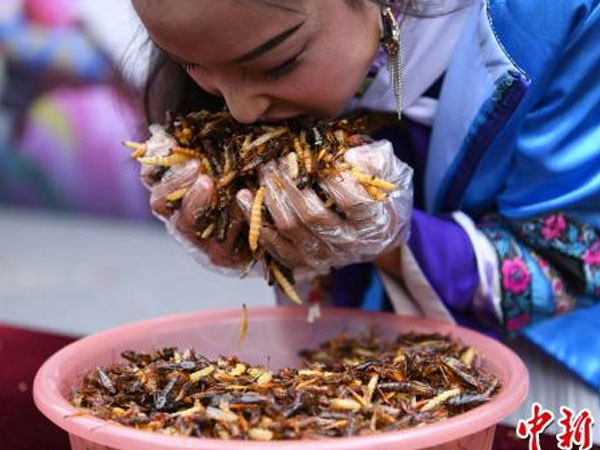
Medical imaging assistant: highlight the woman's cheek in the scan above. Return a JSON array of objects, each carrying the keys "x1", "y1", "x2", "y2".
[
  {"x1": 188, "y1": 71, "x2": 221, "y2": 97},
  {"x1": 303, "y1": 68, "x2": 359, "y2": 115},
  {"x1": 282, "y1": 64, "x2": 352, "y2": 116}
]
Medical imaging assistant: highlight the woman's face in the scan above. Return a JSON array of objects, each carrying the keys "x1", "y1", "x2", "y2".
[{"x1": 132, "y1": 0, "x2": 381, "y2": 123}]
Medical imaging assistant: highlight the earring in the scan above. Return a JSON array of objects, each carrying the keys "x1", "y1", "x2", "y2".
[{"x1": 380, "y1": 6, "x2": 403, "y2": 120}]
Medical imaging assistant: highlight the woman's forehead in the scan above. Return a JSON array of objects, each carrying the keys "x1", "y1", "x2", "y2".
[{"x1": 133, "y1": 0, "x2": 307, "y2": 66}]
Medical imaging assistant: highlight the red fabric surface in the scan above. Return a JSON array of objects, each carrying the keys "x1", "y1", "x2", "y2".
[
  {"x1": 0, "y1": 323, "x2": 596, "y2": 450},
  {"x1": 0, "y1": 324, "x2": 73, "y2": 450}
]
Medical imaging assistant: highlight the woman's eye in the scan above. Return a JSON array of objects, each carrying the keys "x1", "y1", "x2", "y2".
[{"x1": 263, "y1": 52, "x2": 303, "y2": 81}]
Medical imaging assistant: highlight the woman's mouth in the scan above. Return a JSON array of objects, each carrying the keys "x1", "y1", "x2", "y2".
[{"x1": 259, "y1": 113, "x2": 301, "y2": 123}]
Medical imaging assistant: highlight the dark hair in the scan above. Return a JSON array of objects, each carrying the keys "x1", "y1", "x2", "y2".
[
  {"x1": 142, "y1": 44, "x2": 225, "y2": 124},
  {"x1": 140, "y1": 0, "x2": 451, "y2": 124}
]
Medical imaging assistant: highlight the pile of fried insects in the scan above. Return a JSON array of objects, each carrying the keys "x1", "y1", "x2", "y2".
[
  {"x1": 70, "y1": 332, "x2": 500, "y2": 440},
  {"x1": 125, "y1": 111, "x2": 398, "y2": 304}
]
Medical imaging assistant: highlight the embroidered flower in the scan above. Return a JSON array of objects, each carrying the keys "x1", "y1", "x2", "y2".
[
  {"x1": 505, "y1": 314, "x2": 531, "y2": 331},
  {"x1": 583, "y1": 241, "x2": 600, "y2": 266},
  {"x1": 541, "y1": 214, "x2": 567, "y2": 240},
  {"x1": 502, "y1": 258, "x2": 531, "y2": 294}
]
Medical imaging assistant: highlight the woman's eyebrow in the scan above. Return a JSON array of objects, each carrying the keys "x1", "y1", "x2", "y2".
[
  {"x1": 152, "y1": 40, "x2": 206, "y2": 67},
  {"x1": 230, "y1": 21, "x2": 305, "y2": 64}
]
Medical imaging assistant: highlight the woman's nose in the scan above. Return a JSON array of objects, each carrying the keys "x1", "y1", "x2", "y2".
[{"x1": 222, "y1": 86, "x2": 270, "y2": 124}]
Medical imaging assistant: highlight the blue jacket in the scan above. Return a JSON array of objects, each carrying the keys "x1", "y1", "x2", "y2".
[{"x1": 380, "y1": 0, "x2": 600, "y2": 390}]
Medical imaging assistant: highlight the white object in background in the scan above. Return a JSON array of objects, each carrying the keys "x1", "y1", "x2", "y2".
[
  {"x1": 0, "y1": 0, "x2": 22, "y2": 22},
  {"x1": 77, "y1": 0, "x2": 151, "y2": 89}
]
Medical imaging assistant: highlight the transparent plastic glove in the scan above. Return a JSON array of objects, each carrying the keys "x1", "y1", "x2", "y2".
[
  {"x1": 141, "y1": 126, "x2": 251, "y2": 274},
  {"x1": 236, "y1": 139, "x2": 413, "y2": 276}
]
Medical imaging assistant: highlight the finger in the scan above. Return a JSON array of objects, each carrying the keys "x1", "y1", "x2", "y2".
[
  {"x1": 220, "y1": 201, "x2": 251, "y2": 259},
  {"x1": 277, "y1": 158, "x2": 345, "y2": 238},
  {"x1": 170, "y1": 208, "x2": 247, "y2": 270},
  {"x1": 204, "y1": 235, "x2": 251, "y2": 269},
  {"x1": 260, "y1": 165, "x2": 312, "y2": 243},
  {"x1": 320, "y1": 169, "x2": 381, "y2": 222},
  {"x1": 170, "y1": 173, "x2": 214, "y2": 244},
  {"x1": 150, "y1": 159, "x2": 201, "y2": 219},
  {"x1": 237, "y1": 189, "x2": 310, "y2": 270},
  {"x1": 141, "y1": 165, "x2": 163, "y2": 189},
  {"x1": 174, "y1": 176, "x2": 249, "y2": 268},
  {"x1": 178, "y1": 173, "x2": 215, "y2": 227},
  {"x1": 344, "y1": 139, "x2": 412, "y2": 188},
  {"x1": 344, "y1": 140, "x2": 392, "y2": 178},
  {"x1": 140, "y1": 125, "x2": 179, "y2": 188},
  {"x1": 261, "y1": 167, "x2": 336, "y2": 266}
]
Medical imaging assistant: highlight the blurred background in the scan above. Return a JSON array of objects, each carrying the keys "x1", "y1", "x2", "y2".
[{"x1": 0, "y1": 0, "x2": 275, "y2": 336}]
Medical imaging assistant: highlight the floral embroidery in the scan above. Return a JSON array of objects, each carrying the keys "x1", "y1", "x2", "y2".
[
  {"x1": 530, "y1": 251, "x2": 576, "y2": 315},
  {"x1": 541, "y1": 213, "x2": 567, "y2": 240},
  {"x1": 501, "y1": 258, "x2": 531, "y2": 294},
  {"x1": 505, "y1": 314, "x2": 531, "y2": 332},
  {"x1": 583, "y1": 241, "x2": 600, "y2": 266},
  {"x1": 479, "y1": 212, "x2": 600, "y2": 334},
  {"x1": 512, "y1": 214, "x2": 600, "y2": 297},
  {"x1": 479, "y1": 219, "x2": 533, "y2": 332}
]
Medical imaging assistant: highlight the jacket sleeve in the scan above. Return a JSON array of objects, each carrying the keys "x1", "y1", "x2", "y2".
[
  {"x1": 403, "y1": 207, "x2": 600, "y2": 334},
  {"x1": 405, "y1": 0, "x2": 600, "y2": 334}
]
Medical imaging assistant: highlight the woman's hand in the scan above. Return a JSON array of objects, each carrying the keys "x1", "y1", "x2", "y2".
[
  {"x1": 236, "y1": 140, "x2": 413, "y2": 275},
  {"x1": 141, "y1": 127, "x2": 251, "y2": 272}
]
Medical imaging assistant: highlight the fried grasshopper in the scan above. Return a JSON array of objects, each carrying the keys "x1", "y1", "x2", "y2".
[{"x1": 70, "y1": 332, "x2": 500, "y2": 440}]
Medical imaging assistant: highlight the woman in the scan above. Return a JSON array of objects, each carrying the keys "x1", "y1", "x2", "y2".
[{"x1": 132, "y1": 0, "x2": 600, "y2": 434}]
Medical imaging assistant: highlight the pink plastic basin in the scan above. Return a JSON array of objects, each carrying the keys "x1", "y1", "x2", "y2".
[{"x1": 34, "y1": 307, "x2": 528, "y2": 450}]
